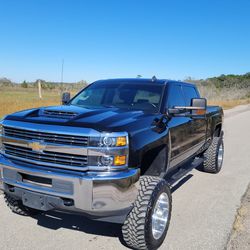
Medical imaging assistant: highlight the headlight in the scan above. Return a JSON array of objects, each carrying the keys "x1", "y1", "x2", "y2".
[
  {"x1": 101, "y1": 135, "x2": 127, "y2": 147},
  {"x1": 89, "y1": 132, "x2": 128, "y2": 147},
  {"x1": 88, "y1": 132, "x2": 129, "y2": 169},
  {"x1": 102, "y1": 136, "x2": 115, "y2": 147}
]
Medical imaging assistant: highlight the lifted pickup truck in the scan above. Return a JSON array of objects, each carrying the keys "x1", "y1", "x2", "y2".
[{"x1": 0, "y1": 78, "x2": 224, "y2": 249}]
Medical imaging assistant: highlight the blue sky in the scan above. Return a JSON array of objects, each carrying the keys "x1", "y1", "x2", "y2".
[{"x1": 0, "y1": 0, "x2": 250, "y2": 83}]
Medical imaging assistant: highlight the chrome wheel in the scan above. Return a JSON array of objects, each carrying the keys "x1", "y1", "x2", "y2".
[
  {"x1": 217, "y1": 143, "x2": 224, "y2": 169},
  {"x1": 152, "y1": 192, "x2": 169, "y2": 240}
]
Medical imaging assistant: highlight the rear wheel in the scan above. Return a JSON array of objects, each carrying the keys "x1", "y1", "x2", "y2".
[
  {"x1": 4, "y1": 193, "x2": 42, "y2": 216},
  {"x1": 122, "y1": 176, "x2": 172, "y2": 250},
  {"x1": 202, "y1": 136, "x2": 224, "y2": 173}
]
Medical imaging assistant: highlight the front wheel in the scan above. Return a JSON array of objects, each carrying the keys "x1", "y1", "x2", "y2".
[
  {"x1": 122, "y1": 176, "x2": 172, "y2": 250},
  {"x1": 4, "y1": 193, "x2": 42, "y2": 216}
]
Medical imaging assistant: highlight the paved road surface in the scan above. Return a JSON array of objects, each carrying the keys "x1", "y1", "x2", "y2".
[{"x1": 1, "y1": 105, "x2": 250, "y2": 250}]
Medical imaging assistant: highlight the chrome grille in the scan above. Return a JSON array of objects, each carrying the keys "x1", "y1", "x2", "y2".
[
  {"x1": 3, "y1": 126, "x2": 88, "y2": 146},
  {"x1": 4, "y1": 144, "x2": 88, "y2": 168}
]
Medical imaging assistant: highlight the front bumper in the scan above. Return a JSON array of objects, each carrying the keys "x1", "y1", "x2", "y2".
[{"x1": 0, "y1": 155, "x2": 140, "y2": 218}]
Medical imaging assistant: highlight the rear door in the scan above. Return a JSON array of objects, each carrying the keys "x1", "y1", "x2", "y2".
[{"x1": 182, "y1": 85, "x2": 207, "y2": 151}]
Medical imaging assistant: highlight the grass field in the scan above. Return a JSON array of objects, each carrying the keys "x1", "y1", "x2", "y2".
[
  {"x1": 0, "y1": 88, "x2": 63, "y2": 118},
  {"x1": 0, "y1": 87, "x2": 250, "y2": 119},
  {"x1": 208, "y1": 99, "x2": 250, "y2": 109}
]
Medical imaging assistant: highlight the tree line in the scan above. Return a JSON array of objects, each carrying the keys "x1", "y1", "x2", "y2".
[
  {"x1": 0, "y1": 78, "x2": 88, "y2": 91},
  {"x1": 1, "y1": 73, "x2": 250, "y2": 94}
]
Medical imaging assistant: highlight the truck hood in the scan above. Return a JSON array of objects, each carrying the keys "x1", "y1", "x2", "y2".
[{"x1": 5, "y1": 105, "x2": 160, "y2": 133}]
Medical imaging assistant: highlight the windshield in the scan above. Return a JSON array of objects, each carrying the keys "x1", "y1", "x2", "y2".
[{"x1": 70, "y1": 82, "x2": 164, "y2": 113}]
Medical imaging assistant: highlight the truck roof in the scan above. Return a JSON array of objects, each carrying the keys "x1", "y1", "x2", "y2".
[{"x1": 93, "y1": 78, "x2": 195, "y2": 87}]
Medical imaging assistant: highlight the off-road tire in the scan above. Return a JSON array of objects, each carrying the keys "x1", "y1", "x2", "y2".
[
  {"x1": 202, "y1": 136, "x2": 224, "y2": 173},
  {"x1": 122, "y1": 176, "x2": 172, "y2": 250},
  {"x1": 4, "y1": 193, "x2": 42, "y2": 216}
]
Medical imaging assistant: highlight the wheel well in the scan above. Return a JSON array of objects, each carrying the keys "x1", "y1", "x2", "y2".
[{"x1": 214, "y1": 124, "x2": 222, "y2": 137}]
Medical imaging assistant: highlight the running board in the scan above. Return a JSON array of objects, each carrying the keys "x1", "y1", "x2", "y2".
[{"x1": 165, "y1": 157, "x2": 204, "y2": 186}]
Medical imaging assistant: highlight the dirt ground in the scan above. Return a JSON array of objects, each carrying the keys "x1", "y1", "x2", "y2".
[{"x1": 227, "y1": 184, "x2": 250, "y2": 250}]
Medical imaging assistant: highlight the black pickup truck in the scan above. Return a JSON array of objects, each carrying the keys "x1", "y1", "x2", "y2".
[{"x1": 0, "y1": 78, "x2": 224, "y2": 250}]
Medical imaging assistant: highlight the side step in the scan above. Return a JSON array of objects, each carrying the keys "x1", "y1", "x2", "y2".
[{"x1": 165, "y1": 157, "x2": 204, "y2": 186}]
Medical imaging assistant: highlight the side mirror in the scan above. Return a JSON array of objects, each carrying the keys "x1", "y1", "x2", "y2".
[
  {"x1": 190, "y1": 98, "x2": 207, "y2": 116},
  {"x1": 62, "y1": 92, "x2": 71, "y2": 105},
  {"x1": 168, "y1": 98, "x2": 207, "y2": 117}
]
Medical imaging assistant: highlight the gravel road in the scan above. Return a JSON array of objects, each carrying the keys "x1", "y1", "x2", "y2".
[{"x1": 1, "y1": 105, "x2": 250, "y2": 250}]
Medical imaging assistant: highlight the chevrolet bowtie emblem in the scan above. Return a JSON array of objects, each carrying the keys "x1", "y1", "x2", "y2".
[{"x1": 28, "y1": 141, "x2": 46, "y2": 152}]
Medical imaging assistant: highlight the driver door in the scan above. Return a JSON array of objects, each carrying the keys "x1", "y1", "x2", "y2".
[{"x1": 167, "y1": 84, "x2": 193, "y2": 168}]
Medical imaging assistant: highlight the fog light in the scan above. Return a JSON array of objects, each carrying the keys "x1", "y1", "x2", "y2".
[
  {"x1": 116, "y1": 136, "x2": 127, "y2": 147},
  {"x1": 99, "y1": 155, "x2": 113, "y2": 166},
  {"x1": 114, "y1": 155, "x2": 126, "y2": 166}
]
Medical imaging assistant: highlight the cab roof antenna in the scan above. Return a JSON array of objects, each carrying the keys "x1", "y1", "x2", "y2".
[{"x1": 152, "y1": 75, "x2": 157, "y2": 82}]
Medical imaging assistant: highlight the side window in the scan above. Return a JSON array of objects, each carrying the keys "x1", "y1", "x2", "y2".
[
  {"x1": 182, "y1": 86, "x2": 199, "y2": 106},
  {"x1": 167, "y1": 85, "x2": 186, "y2": 108}
]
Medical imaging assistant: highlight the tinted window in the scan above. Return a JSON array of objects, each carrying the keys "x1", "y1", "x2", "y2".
[
  {"x1": 167, "y1": 85, "x2": 186, "y2": 108},
  {"x1": 182, "y1": 86, "x2": 199, "y2": 106},
  {"x1": 71, "y1": 82, "x2": 164, "y2": 113}
]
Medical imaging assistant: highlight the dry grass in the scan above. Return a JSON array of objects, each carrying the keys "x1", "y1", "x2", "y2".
[
  {"x1": 1, "y1": 87, "x2": 250, "y2": 118},
  {"x1": 208, "y1": 99, "x2": 250, "y2": 109},
  {"x1": 0, "y1": 88, "x2": 63, "y2": 118}
]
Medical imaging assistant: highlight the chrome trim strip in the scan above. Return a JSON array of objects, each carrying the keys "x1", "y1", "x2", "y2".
[
  {"x1": 3, "y1": 154, "x2": 89, "y2": 171},
  {"x1": 170, "y1": 140, "x2": 205, "y2": 168},
  {"x1": 4, "y1": 126, "x2": 89, "y2": 141},
  {"x1": 88, "y1": 146, "x2": 129, "y2": 156},
  {"x1": 3, "y1": 136, "x2": 88, "y2": 155},
  {"x1": 2, "y1": 136, "x2": 129, "y2": 156},
  {"x1": 3, "y1": 154, "x2": 128, "y2": 172}
]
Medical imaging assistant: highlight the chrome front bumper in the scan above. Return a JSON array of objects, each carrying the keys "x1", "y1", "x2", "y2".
[{"x1": 0, "y1": 155, "x2": 140, "y2": 216}]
